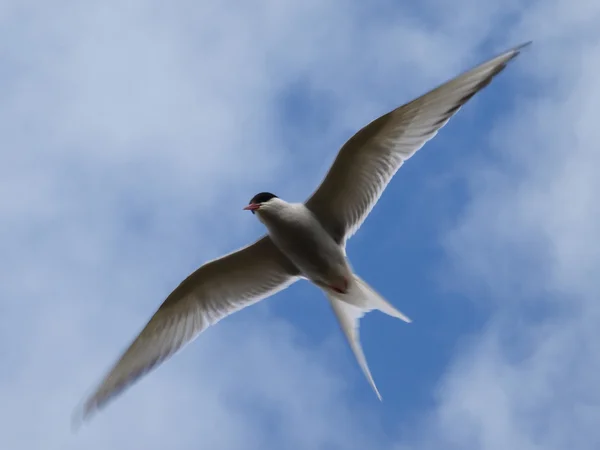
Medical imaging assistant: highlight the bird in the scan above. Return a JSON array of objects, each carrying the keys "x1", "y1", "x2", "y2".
[{"x1": 75, "y1": 42, "x2": 530, "y2": 424}]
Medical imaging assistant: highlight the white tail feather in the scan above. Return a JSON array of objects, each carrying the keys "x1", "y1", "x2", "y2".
[
  {"x1": 325, "y1": 274, "x2": 410, "y2": 400},
  {"x1": 352, "y1": 275, "x2": 411, "y2": 323}
]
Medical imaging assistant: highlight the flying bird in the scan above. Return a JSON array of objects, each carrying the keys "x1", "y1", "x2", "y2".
[{"x1": 76, "y1": 42, "x2": 530, "y2": 424}]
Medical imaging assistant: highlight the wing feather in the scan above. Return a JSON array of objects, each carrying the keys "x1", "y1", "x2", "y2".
[
  {"x1": 306, "y1": 42, "x2": 530, "y2": 243},
  {"x1": 76, "y1": 235, "x2": 299, "y2": 423}
]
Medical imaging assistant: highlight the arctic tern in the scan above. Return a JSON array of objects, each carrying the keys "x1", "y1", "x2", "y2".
[{"x1": 76, "y1": 42, "x2": 530, "y2": 423}]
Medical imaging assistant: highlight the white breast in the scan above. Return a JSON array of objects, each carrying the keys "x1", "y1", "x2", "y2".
[{"x1": 258, "y1": 202, "x2": 350, "y2": 285}]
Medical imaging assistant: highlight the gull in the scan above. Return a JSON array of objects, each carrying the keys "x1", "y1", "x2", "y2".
[{"x1": 76, "y1": 42, "x2": 530, "y2": 423}]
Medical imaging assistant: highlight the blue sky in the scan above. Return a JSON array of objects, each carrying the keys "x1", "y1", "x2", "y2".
[{"x1": 1, "y1": 1, "x2": 599, "y2": 449}]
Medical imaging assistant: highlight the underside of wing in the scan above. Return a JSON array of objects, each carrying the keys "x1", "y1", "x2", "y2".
[
  {"x1": 75, "y1": 236, "x2": 299, "y2": 425},
  {"x1": 305, "y1": 42, "x2": 530, "y2": 244}
]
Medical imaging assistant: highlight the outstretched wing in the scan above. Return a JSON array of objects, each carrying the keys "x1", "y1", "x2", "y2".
[
  {"x1": 76, "y1": 235, "x2": 299, "y2": 423},
  {"x1": 306, "y1": 43, "x2": 530, "y2": 244}
]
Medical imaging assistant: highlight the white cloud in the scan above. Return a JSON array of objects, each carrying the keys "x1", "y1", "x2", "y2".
[
  {"x1": 0, "y1": 1, "x2": 477, "y2": 448},
  {"x1": 413, "y1": 0, "x2": 600, "y2": 449},
  {"x1": 5, "y1": 0, "x2": 597, "y2": 449}
]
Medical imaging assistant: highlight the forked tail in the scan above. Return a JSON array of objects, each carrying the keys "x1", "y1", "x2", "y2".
[{"x1": 325, "y1": 274, "x2": 410, "y2": 400}]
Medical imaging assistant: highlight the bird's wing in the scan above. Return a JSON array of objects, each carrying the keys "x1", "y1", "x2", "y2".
[
  {"x1": 305, "y1": 42, "x2": 530, "y2": 244},
  {"x1": 76, "y1": 235, "x2": 299, "y2": 423}
]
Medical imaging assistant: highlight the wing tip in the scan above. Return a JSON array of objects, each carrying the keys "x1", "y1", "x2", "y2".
[
  {"x1": 520, "y1": 40, "x2": 533, "y2": 49},
  {"x1": 71, "y1": 382, "x2": 115, "y2": 432},
  {"x1": 502, "y1": 40, "x2": 533, "y2": 63},
  {"x1": 70, "y1": 399, "x2": 93, "y2": 433},
  {"x1": 513, "y1": 40, "x2": 533, "y2": 52},
  {"x1": 475, "y1": 41, "x2": 532, "y2": 73}
]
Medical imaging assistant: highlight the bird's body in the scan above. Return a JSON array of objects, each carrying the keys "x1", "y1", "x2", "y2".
[
  {"x1": 257, "y1": 199, "x2": 351, "y2": 293},
  {"x1": 75, "y1": 42, "x2": 531, "y2": 425}
]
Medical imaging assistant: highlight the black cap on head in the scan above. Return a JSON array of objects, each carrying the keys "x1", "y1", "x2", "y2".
[
  {"x1": 247, "y1": 192, "x2": 277, "y2": 214},
  {"x1": 249, "y1": 192, "x2": 277, "y2": 205}
]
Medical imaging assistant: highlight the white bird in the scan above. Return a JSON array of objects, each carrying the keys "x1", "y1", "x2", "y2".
[{"x1": 76, "y1": 42, "x2": 530, "y2": 424}]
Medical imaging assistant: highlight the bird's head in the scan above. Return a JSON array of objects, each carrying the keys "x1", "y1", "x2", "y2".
[{"x1": 243, "y1": 192, "x2": 279, "y2": 214}]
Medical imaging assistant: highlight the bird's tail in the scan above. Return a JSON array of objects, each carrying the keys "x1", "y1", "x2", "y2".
[{"x1": 324, "y1": 274, "x2": 411, "y2": 400}]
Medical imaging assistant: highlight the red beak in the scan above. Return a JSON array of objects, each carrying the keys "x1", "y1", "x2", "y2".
[{"x1": 243, "y1": 203, "x2": 260, "y2": 211}]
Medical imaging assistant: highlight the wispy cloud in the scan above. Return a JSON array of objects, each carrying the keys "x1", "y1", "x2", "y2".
[
  {"x1": 2, "y1": 0, "x2": 598, "y2": 449},
  {"x1": 0, "y1": 1, "x2": 449, "y2": 448},
  {"x1": 407, "y1": 1, "x2": 600, "y2": 449}
]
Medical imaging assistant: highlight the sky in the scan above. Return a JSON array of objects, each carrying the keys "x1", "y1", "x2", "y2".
[{"x1": 1, "y1": 0, "x2": 599, "y2": 449}]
